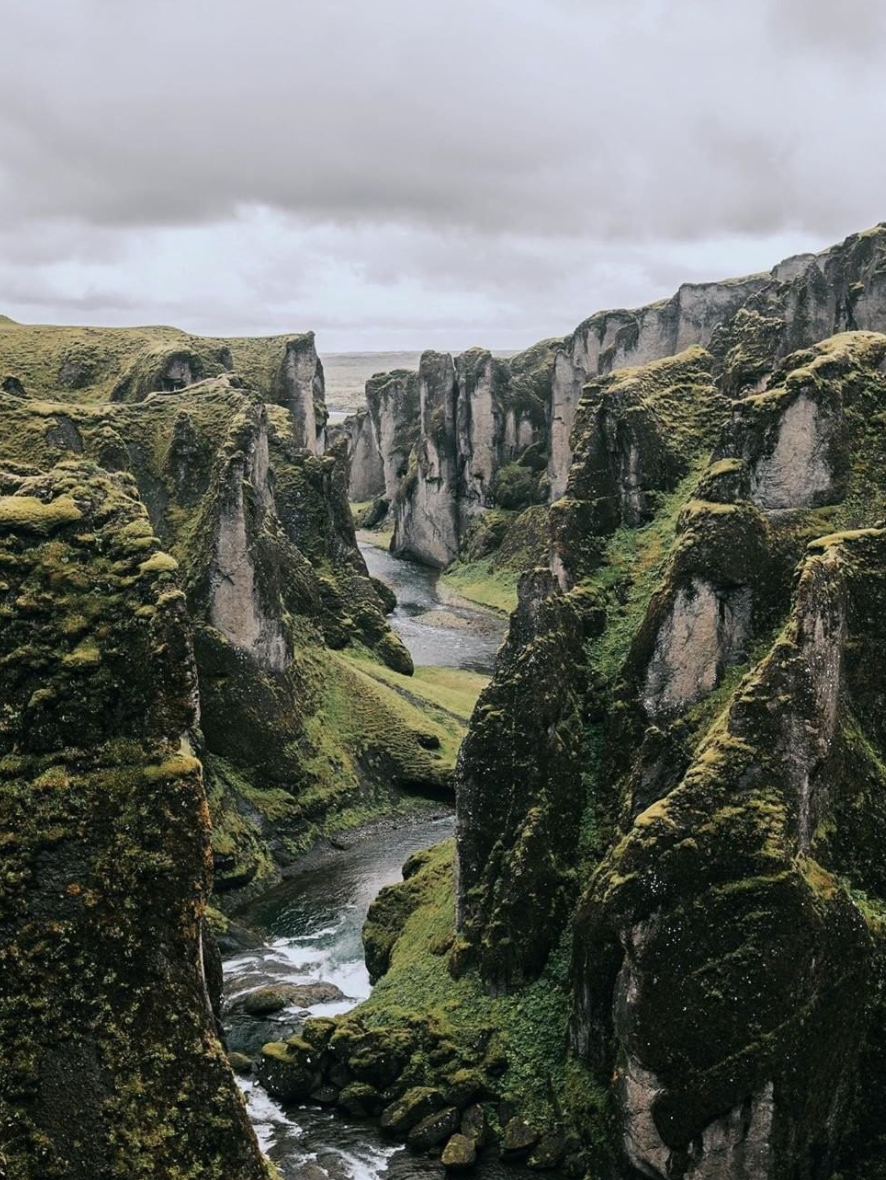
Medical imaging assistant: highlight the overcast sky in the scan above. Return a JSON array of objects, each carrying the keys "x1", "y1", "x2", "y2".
[{"x1": 2, "y1": 0, "x2": 885, "y2": 352}]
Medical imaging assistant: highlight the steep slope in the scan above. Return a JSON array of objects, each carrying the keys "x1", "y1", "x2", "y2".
[
  {"x1": 0, "y1": 318, "x2": 327, "y2": 451},
  {"x1": 0, "y1": 462, "x2": 268, "y2": 1180},
  {"x1": 324, "y1": 329, "x2": 886, "y2": 1180},
  {"x1": 0, "y1": 375, "x2": 462, "y2": 904},
  {"x1": 346, "y1": 225, "x2": 886, "y2": 584}
]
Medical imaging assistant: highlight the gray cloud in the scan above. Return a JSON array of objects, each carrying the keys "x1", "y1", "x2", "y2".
[{"x1": 0, "y1": 0, "x2": 884, "y2": 347}]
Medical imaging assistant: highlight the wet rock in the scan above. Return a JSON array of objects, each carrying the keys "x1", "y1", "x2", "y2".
[
  {"x1": 500, "y1": 1118, "x2": 540, "y2": 1158},
  {"x1": 407, "y1": 1106, "x2": 460, "y2": 1150},
  {"x1": 338, "y1": 1082, "x2": 383, "y2": 1117},
  {"x1": 442, "y1": 1134, "x2": 478, "y2": 1170},
  {"x1": 442, "y1": 1069, "x2": 483, "y2": 1108},
  {"x1": 330, "y1": 1022, "x2": 414, "y2": 1089},
  {"x1": 237, "y1": 982, "x2": 345, "y2": 1015},
  {"x1": 215, "y1": 919, "x2": 264, "y2": 957},
  {"x1": 311, "y1": 1084, "x2": 340, "y2": 1106},
  {"x1": 459, "y1": 1104, "x2": 487, "y2": 1147},
  {"x1": 380, "y1": 1087, "x2": 445, "y2": 1136},
  {"x1": 328, "y1": 1059, "x2": 352, "y2": 1089},
  {"x1": 528, "y1": 1133, "x2": 567, "y2": 1170},
  {"x1": 302, "y1": 1016, "x2": 338, "y2": 1049},
  {"x1": 257, "y1": 1036, "x2": 322, "y2": 1101},
  {"x1": 228, "y1": 1052, "x2": 253, "y2": 1075}
]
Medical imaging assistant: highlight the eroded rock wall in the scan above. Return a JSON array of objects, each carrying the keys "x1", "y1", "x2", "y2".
[{"x1": 0, "y1": 463, "x2": 268, "y2": 1180}]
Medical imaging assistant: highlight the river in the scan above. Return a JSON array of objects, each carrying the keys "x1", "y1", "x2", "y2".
[{"x1": 221, "y1": 543, "x2": 508, "y2": 1180}]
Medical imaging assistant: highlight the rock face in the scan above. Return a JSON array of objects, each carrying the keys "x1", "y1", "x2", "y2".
[
  {"x1": 342, "y1": 225, "x2": 886, "y2": 573},
  {"x1": 0, "y1": 463, "x2": 268, "y2": 1180},
  {"x1": 338, "y1": 369, "x2": 420, "y2": 506},
  {"x1": 398, "y1": 327, "x2": 886, "y2": 1180},
  {"x1": 209, "y1": 406, "x2": 289, "y2": 672},
  {"x1": 550, "y1": 346, "x2": 727, "y2": 585},
  {"x1": 453, "y1": 568, "x2": 585, "y2": 992},
  {"x1": 573, "y1": 526, "x2": 886, "y2": 1180},
  {"x1": 272, "y1": 332, "x2": 326, "y2": 452},
  {"x1": 392, "y1": 351, "x2": 461, "y2": 567},
  {"x1": 387, "y1": 345, "x2": 552, "y2": 566},
  {"x1": 0, "y1": 356, "x2": 462, "y2": 1179},
  {"x1": 549, "y1": 224, "x2": 886, "y2": 498},
  {"x1": 0, "y1": 318, "x2": 329, "y2": 454}
]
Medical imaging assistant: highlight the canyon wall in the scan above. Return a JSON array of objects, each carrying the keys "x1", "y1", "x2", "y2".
[
  {"x1": 342, "y1": 224, "x2": 886, "y2": 573},
  {"x1": 335, "y1": 309, "x2": 886, "y2": 1178},
  {"x1": 0, "y1": 324, "x2": 467, "y2": 1176}
]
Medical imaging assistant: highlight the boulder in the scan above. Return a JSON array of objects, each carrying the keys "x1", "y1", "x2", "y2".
[
  {"x1": 441, "y1": 1134, "x2": 478, "y2": 1170},
  {"x1": 380, "y1": 1087, "x2": 445, "y2": 1136}
]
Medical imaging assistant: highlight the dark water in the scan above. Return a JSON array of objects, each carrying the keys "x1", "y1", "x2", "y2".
[
  {"x1": 359, "y1": 543, "x2": 506, "y2": 675},
  {"x1": 222, "y1": 548, "x2": 512, "y2": 1178}
]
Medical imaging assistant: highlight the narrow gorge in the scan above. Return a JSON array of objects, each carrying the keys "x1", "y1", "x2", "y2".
[{"x1": 4, "y1": 222, "x2": 886, "y2": 1180}]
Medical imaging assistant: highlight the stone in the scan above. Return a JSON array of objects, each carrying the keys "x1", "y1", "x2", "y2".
[
  {"x1": 527, "y1": 1133, "x2": 567, "y2": 1170},
  {"x1": 441, "y1": 1134, "x2": 477, "y2": 1170},
  {"x1": 256, "y1": 1040, "x2": 318, "y2": 1102},
  {"x1": 459, "y1": 1104, "x2": 487, "y2": 1147},
  {"x1": 338, "y1": 1082, "x2": 383, "y2": 1117},
  {"x1": 407, "y1": 1106, "x2": 460, "y2": 1150},
  {"x1": 380, "y1": 1087, "x2": 445, "y2": 1136},
  {"x1": 501, "y1": 1118, "x2": 540, "y2": 1158}
]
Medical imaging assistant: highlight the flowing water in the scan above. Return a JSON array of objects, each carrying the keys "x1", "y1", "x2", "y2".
[
  {"x1": 359, "y1": 543, "x2": 506, "y2": 674},
  {"x1": 222, "y1": 545, "x2": 510, "y2": 1179}
]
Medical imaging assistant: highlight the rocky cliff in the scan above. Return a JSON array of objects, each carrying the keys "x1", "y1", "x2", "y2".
[
  {"x1": 346, "y1": 225, "x2": 886, "y2": 583},
  {"x1": 0, "y1": 318, "x2": 328, "y2": 451},
  {"x1": 331, "y1": 320, "x2": 886, "y2": 1180},
  {"x1": 0, "y1": 462, "x2": 269, "y2": 1180},
  {"x1": 0, "y1": 324, "x2": 472, "y2": 1176}
]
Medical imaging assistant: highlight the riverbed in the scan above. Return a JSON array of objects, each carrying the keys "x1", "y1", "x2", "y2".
[
  {"x1": 222, "y1": 545, "x2": 508, "y2": 1179},
  {"x1": 359, "y1": 542, "x2": 506, "y2": 674}
]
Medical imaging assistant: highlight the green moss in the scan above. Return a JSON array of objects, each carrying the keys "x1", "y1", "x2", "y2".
[
  {"x1": 440, "y1": 561, "x2": 518, "y2": 613},
  {"x1": 0, "y1": 494, "x2": 82, "y2": 532}
]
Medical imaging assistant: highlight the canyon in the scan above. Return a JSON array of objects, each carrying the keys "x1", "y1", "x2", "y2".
[{"x1": 3, "y1": 222, "x2": 886, "y2": 1180}]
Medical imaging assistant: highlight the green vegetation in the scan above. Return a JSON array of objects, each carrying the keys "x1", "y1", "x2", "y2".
[
  {"x1": 439, "y1": 559, "x2": 518, "y2": 613},
  {"x1": 342, "y1": 652, "x2": 488, "y2": 723},
  {"x1": 0, "y1": 315, "x2": 316, "y2": 405}
]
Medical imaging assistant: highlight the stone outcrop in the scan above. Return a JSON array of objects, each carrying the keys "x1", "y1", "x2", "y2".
[
  {"x1": 0, "y1": 318, "x2": 329, "y2": 454},
  {"x1": 271, "y1": 332, "x2": 326, "y2": 452},
  {"x1": 550, "y1": 346, "x2": 727, "y2": 585},
  {"x1": 452, "y1": 568, "x2": 585, "y2": 992},
  {"x1": 339, "y1": 369, "x2": 420, "y2": 507},
  {"x1": 0, "y1": 462, "x2": 268, "y2": 1180},
  {"x1": 386, "y1": 345, "x2": 552, "y2": 566},
  {"x1": 344, "y1": 225, "x2": 886, "y2": 575},
  {"x1": 572, "y1": 526, "x2": 886, "y2": 1180},
  {"x1": 208, "y1": 406, "x2": 289, "y2": 672},
  {"x1": 346, "y1": 317, "x2": 886, "y2": 1180}
]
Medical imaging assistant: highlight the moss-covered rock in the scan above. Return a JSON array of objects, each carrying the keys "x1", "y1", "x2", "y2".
[
  {"x1": 0, "y1": 462, "x2": 268, "y2": 1179},
  {"x1": 380, "y1": 1086, "x2": 446, "y2": 1136},
  {"x1": 453, "y1": 568, "x2": 586, "y2": 992},
  {"x1": 442, "y1": 1132, "x2": 478, "y2": 1170}
]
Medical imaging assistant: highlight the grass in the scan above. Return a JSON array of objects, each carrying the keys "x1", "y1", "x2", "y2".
[
  {"x1": 583, "y1": 458, "x2": 709, "y2": 685},
  {"x1": 0, "y1": 317, "x2": 314, "y2": 404},
  {"x1": 356, "y1": 525, "x2": 394, "y2": 550},
  {"x1": 342, "y1": 652, "x2": 487, "y2": 723},
  {"x1": 440, "y1": 559, "x2": 518, "y2": 614},
  {"x1": 357, "y1": 840, "x2": 615, "y2": 1150},
  {"x1": 305, "y1": 650, "x2": 467, "y2": 781}
]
